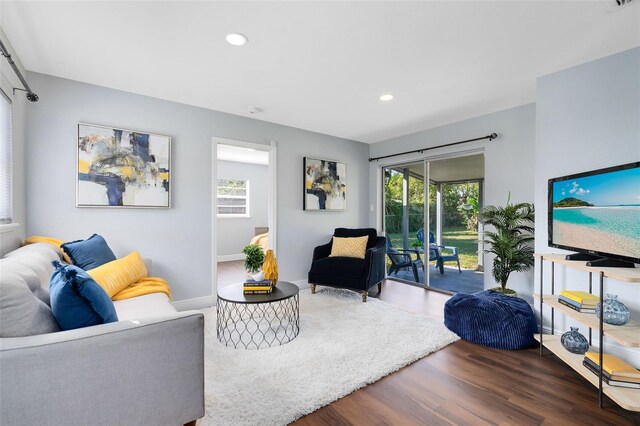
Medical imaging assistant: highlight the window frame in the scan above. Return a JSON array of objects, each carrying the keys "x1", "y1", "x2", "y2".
[
  {"x1": 216, "y1": 178, "x2": 250, "y2": 218},
  {"x1": 0, "y1": 88, "x2": 13, "y2": 226}
]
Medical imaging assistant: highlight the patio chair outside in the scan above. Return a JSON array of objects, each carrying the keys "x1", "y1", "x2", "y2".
[
  {"x1": 386, "y1": 240, "x2": 423, "y2": 282},
  {"x1": 416, "y1": 229, "x2": 462, "y2": 273}
]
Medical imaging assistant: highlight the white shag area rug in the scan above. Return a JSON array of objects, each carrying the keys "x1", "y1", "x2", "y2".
[{"x1": 198, "y1": 287, "x2": 459, "y2": 426}]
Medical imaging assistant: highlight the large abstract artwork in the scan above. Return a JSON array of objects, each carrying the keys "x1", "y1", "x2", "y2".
[
  {"x1": 77, "y1": 123, "x2": 171, "y2": 208},
  {"x1": 304, "y1": 157, "x2": 346, "y2": 211}
]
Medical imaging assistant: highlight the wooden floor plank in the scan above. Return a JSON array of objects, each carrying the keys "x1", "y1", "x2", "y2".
[{"x1": 293, "y1": 280, "x2": 640, "y2": 425}]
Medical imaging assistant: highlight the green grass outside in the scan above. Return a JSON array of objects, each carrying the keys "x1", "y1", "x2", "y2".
[{"x1": 387, "y1": 227, "x2": 480, "y2": 270}]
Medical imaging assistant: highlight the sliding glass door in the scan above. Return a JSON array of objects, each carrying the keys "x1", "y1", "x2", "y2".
[
  {"x1": 383, "y1": 161, "x2": 433, "y2": 288},
  {"x1": 382, "y1": 153, "x2": 486, "y2": 294}
]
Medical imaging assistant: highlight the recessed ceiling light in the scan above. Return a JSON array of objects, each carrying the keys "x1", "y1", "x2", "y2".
[
  {"x1": 379, "y1": 94, "x2": 394, "y2": 101},
  {"x1": 226, "y1": 33, "x2": 248, "y2": 46}
]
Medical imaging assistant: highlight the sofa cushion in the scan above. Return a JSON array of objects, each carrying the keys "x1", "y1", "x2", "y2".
[
  {"x1": 309, "y1": 256, "x2": 365, "y2": 279},
  {"x1": 114, "y1": 292, "x2": 176, "y2": 321},
  {"x1": 61, "y1": 234, "x2": 116, "y2": 270},
  {"x1": 49, "y1": 261, "x2": 118, "y2": 331},
  {"x1": 334, "y1": 228, "x2": 378, "y2": 250},
  {"x1": 87, "y1": 251, "x2": 148, "y2": 298},
  {"x1": 0, "y1": 257, "x2": 61, "y2": 337}
]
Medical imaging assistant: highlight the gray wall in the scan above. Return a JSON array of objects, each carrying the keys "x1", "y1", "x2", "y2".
[
  {"x1": 25, "y1": 72, "x2": 370, "y2": 301},
  {"x1": 216, "y1": 160, "x2": 269, "y2": 257},
  {"x1": 0, "y1": 27, "x2": 26, "y2": 256},
  {"x1": 369, "y1": 103, "x2": 537, "y2": 300},
  {"x1": 535, "y1": 47, "x2": 640, "y2": 362}
]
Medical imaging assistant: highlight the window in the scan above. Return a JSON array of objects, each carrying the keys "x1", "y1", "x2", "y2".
[
  {"x1": 0, "y1": 90, "x2": 12, "y2": 225},
  {"x1": 217, "y1": 179, "x2": 249, "y2": 217}
]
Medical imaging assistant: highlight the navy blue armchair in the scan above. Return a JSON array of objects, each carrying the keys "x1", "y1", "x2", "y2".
[{"x1": 308, "y1": 228, "x2": 386, "y2": 302}]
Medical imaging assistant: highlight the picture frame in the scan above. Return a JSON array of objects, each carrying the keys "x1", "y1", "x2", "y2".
[
  {"x1": 76, "y1": 123, "x2": 171, "y2": 208},
  {"x1": 303, "y1": 157, "x2": 346, "y2": 211}
]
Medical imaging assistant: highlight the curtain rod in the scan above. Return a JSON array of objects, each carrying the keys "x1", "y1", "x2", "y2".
[
  {"x1": 0, "y1": 37, "x2": 39, "y2": 102},
  {"x1": 368, "y1": 133, "x2": 498, "y2": 162}
]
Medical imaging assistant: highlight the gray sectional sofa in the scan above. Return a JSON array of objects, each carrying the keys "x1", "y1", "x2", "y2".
[{"x1": 0, "y1": 243, "x2": 204, "y2": 426}]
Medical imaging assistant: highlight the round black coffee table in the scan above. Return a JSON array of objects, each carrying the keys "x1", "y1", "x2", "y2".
[{"x1": 216, "y1": 281, "x2": 300, "y2": 349}]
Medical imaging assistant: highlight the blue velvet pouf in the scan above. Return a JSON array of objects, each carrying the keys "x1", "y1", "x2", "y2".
[{"x1": 444, "y1": 290, "x2": 537, "y2": 350}]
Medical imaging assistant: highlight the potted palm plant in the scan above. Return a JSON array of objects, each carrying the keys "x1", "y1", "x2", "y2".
[{"x1": 479, "y1": 194, "x2": 535, "y2": 296}]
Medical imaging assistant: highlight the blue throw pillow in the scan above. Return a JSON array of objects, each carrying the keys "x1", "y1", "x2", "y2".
[
  {"x1": 49, "y1": 260, "x2": 118, "y2": 331},
  {"x1": 61, "y1": 234, "x2": 116, "y2": 270}
]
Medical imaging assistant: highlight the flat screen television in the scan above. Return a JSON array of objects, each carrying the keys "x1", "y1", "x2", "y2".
[{"x1": 548, "y1": 161, "x2": 640, "y2": 267}]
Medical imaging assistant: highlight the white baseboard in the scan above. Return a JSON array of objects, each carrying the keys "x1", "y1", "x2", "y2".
[
  {"x1": 217, "y1": 254, "x2": 244, "y2": 262},
  {"x1": 173, "y1": 279, "x2": 308, "y2": 311},
  {"x1": 172, "y1": 296, "x2": 214, "y2": 311},
  {"x1": 291, "y1": 279, "x2": 309, "y2": 289}
]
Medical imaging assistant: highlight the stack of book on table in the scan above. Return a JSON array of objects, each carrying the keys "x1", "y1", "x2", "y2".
[
  {"x1": 243, "y1": 279, "x2": 273, "y2": 295},
  {"x1": 583, "y1": 352, "x2": 640, "y2": 389},
  {"x1": 558, "y1": 290, "x2": 599, "y2": 313}
]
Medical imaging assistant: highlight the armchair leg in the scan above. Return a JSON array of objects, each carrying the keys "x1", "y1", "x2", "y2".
[
  {"x1": 377, "y1": 282, "x2": 382, "y2": 292},
  {"x1": 310, "y1": 284, "x2": 316, "y2": 294},
  {"x1": 361, "y1": 290, "x2": 368, "y2": 303}
]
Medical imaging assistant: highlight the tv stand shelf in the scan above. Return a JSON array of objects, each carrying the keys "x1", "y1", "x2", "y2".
[
  {"x1": 533, "y1": 334, "x2": 640, "y2": 412},
  {"x1": 534, "y1": 295, "x2": 640, "y2": 347},
  {"x1": 534, "y1": 253, "x2": 640, "y2": 283},
  {"x1": 534, "y1": 253, "x2": 640, "y2": 412}
]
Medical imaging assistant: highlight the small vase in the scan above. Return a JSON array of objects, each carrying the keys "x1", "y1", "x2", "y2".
[
  {"x1": 596, "y1": 294, "x2": 631, "y2": 326},
  {"x1": 561, "y1": 327, "x2": 589, "y2": 354},
  {"x1": 262, "y1": 249, "x2": 278, "y2": 287},
  {"x1": 249, "y1": 270, "x2": 264, "y2": 281}
]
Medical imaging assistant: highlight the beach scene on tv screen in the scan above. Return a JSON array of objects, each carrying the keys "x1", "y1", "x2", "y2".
[{"x1": 552, "y1": 167, "x2": 640, "y2": 261}]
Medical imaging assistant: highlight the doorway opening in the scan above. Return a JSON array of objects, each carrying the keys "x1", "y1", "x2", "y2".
[
  {"x1": 212, "y1": 138, "x2": 276, "y2": 297},
  {"x1": 382, "y1": 153, "x2": 484, "y2": 293}
]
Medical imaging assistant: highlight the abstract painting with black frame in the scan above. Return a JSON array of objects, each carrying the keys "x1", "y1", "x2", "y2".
[
  {"x1": 77, "y1": 123, "x2": 171, "y2": 208},
  {"x1": 303, "y1": 157, "x2": 346, "y2": 211}
]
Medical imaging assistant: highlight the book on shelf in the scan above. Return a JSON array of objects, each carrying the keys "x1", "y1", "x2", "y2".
[
  {"x1": 582, "y1": 360, "x2": 640, "y2": 389},
  {"x1": 583, "y1": 357, "x2": 640, "y2": 383},
  {"x1": 557, "y1": 297, "x2": 596, "y2": 313},
  {"x1": 559, "y1": 290, "x2": 599, "y2": 306},
  {"x1": 584, "y1": 352, "x2": 640, "y2": 379}
]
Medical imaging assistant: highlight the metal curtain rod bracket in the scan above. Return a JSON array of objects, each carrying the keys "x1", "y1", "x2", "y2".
[
  {"x1": 368, "y1": 133, "x2": 498, "y2": 162},
  {"x1": 0, "y1": 37, "x2": 39, "y2": 102}
]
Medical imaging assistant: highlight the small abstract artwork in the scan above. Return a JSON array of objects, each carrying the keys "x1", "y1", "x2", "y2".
[
  {"x1": 77, "y1": 123, "x2": 171, "y2": 208},
  {"x1": 304, "y1": 157, "x2": 346, "y2": 211}
]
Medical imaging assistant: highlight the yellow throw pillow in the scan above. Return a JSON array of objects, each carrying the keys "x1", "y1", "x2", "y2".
[
  {"x1": 329, "y1": 236, "x2": 368, "y2": 259},
  {"x1": 87, "y1": 251, "x2": 147, "y2": 298}
]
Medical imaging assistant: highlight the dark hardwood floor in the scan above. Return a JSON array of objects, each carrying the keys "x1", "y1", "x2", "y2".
[{"x1": 293, "y1": 280, "x2": 640, "y2": 425}]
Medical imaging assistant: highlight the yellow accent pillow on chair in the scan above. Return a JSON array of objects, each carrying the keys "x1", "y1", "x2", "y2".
[
  {"x1": 87, "y1": 251, "x2": 148, "y2": 298},
  {"x1": 329, "y1": 236, "x2": 368, "y2": 259}
]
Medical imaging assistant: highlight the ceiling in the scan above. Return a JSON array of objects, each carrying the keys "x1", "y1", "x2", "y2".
[
  {"x1": 217, "y1": 144, "x2": 269, "y2": 165},
  {"x1": 392, "y1": 154, "x2": 484, "y2": 182},
  {"x1": 1, "y1": 1, "x2": 639, "y2": 144}
]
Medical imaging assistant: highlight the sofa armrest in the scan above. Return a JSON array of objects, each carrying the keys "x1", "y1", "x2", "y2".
[
  {"x1": 0, "y1": 311, "x2": 204, "y2": 426},
  {"x1": 312, "y1": 241, "x2": 332, "y2": 262},
  {"x1": 364, "y1": 237, "x2": 387, "y2": 286}
]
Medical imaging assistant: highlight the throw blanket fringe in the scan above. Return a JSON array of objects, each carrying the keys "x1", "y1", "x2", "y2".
[
  {"x1": 112, "y1": 277, "x2": 172, "y2": 301},
  {"x1": 23, "y1": 236, "x2": 73, "y2": 264}
]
